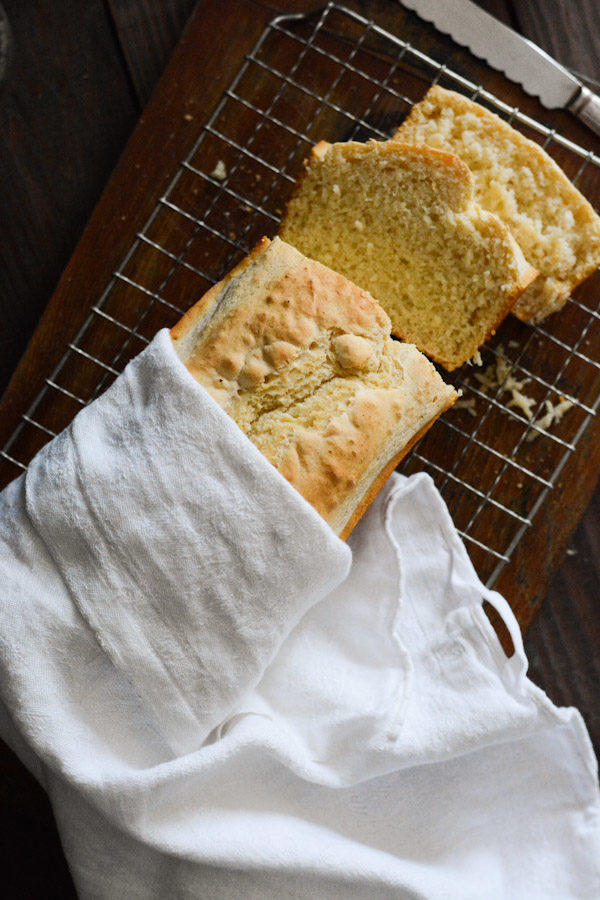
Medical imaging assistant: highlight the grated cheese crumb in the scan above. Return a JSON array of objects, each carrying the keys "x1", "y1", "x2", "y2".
[
  {"x1": 526, "y1": 398, "x2": 574, "y2": 442},
  {"x1": 472, "y1": 345, "x2": 574, "y2": 439},
  {"x1": 474, "y1": 346, "x2": 531, "y2": 414},
  {"x1": 211, "y1": 160, "x2": 227, "y2": 180},
  {"x1": 454, "y1": 397, "x2": 477, "y2": 417},
  {"x1": 507, "y1": 388, "x2": 536, "y2": 420}
]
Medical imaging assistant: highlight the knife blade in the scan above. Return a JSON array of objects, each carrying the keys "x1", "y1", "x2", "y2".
[{"x1": 399, "y1": 0, "x2": 600, "y2": 138}]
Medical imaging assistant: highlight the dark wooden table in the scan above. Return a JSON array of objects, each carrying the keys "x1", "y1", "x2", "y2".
[{"x1": 1, "y1": 1, "x2": 599, "y2": 895}]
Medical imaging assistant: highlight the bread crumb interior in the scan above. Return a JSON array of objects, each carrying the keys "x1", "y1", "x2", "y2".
[
  {"x1": 280, "y1": 140, "x2": 531, "y2": 369},
  {"x1": 395, "y1": 87, "x2": 600, "y2": 321}
]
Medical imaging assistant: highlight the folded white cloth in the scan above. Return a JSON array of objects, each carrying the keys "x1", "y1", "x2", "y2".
[{"x1": 0, "y1": 329, "x2": 599, "y2": 899}]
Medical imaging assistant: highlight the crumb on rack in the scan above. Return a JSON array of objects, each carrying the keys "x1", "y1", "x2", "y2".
[
  {"x1": 526, "y1": 398, "x2": 574, "y2": 442},
  {"x1": 473, "y1": 345, "x2": 574, "y2": 439},
  {"x1": 474, "y1": 347, "x2": 534, "y2": 418},
  {"x1": 454, "y1": 397, "x2": 477, "y2": 416},
  {"x1": 211, "y1": 160, "x2": 227, "y2": 180}
]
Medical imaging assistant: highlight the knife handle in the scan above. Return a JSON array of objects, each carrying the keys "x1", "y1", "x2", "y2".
[{"x1": 568, "y1": 86, "x2": 600, "y2": 140}]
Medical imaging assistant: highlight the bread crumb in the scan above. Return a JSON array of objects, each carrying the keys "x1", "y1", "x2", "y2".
[
  {"x1": 470, "y1": 350, "x2": 483, "y2": 366},
  {"x1": 475, "y1": 347, "x2": 533, "y2": 418},
  {"x1": 211, "y1": 160, "x2": 227, "y2": 180},
  {"x1": 279, "y1": 138, "x2": 531, "y2": 370},
  {"x1": 507, "y1": 388, "x2": 535, "y2": 420},
  {"x1": 526, "y1": 398, "x2": 573, "y2": 442},
  {"x1": 454, "y1": 397, "x2": 477, "y2": 416},
  {"x1": 474, "y1": 346, "x2": 574, "y2": 437}
]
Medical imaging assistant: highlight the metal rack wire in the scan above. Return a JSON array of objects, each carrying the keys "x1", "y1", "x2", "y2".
[{"x1": 2, "y1": 2, "x2": 600, "y2": 587}]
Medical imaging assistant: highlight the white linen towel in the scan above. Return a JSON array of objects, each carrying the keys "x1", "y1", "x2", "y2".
[{"x1": 0, "y1": 328, "x2": 599, "y2": 899}]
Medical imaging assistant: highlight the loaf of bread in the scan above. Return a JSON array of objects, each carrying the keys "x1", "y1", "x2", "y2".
[
  {"x1": 279, "y1": 139, "x2": 536, "y2": 370},
  {"x1": 394, "y1": 85, "x2": 600, "y2": 322},
  {"x1": 171, "y1": 236, "x2": 457, "y2": 537}
]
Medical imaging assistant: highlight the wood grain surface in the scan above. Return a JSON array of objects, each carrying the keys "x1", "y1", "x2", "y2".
[
  {"x1": 0, "y1": 0, "x2": 599, "y2": 895},
  {"x1": 0, "y1": 0, "x2": 138, "y2": 395},
  {"x1": 105, "y1": 0, "x2": 197, "y2": 104}
]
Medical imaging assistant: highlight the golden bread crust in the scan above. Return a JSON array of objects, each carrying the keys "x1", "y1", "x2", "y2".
[
  {"x1": 170, "y1": 236, "x2": 271, "y2": 353},
  {"x1": 339, "y1": 390, "x2": 456, "y2": 539}
]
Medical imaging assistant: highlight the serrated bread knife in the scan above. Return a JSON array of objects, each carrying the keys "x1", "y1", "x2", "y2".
[{"x1": 399, "y1": 0, "x2": 600, "y2": 138}]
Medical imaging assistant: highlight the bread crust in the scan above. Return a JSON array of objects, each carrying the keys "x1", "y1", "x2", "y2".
[
  {"x1": 170, "y1": 237, "x2": 271, "y2": 354},
  {"x1": 310, "y1": 138, "x2": 475, "y2": 183},
  {"x1": 338, "y1": 390, "x2": 456, "y2": 539}
]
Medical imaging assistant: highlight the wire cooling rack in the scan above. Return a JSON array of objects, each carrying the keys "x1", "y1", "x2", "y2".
[{"x1": 2, "y1": 2, "x2": 600, "y2": 587}]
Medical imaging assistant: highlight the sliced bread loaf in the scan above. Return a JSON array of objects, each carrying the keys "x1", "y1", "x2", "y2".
[
  {"x1": 393, "y1": 85, "x2": 600, "y2": 322},
  {"x1": 171, "y1": 236, "x2": 456, "y2": 537},
  {"x1": 279, "y1": 139, "x2": 536, "y2": 370}
]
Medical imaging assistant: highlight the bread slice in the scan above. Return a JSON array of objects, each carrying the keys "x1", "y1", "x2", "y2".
[
  {"x1": 279, "y1": 139, "x2": 536, "y2": 370},
  {"x1": 171, "y1": 236, "x2": 456, "y2": 537},
  {"x1": 393, "y1": 85, "x2": 600, "y2": 322}
]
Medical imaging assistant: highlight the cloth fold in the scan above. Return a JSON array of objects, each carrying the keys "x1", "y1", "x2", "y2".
[
  {"x1": 1, "y1": 328, "x2": 599, "y2": 899},
  {"x1": 23, "y1": 329, "x2": 351, "y2": 756}
]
